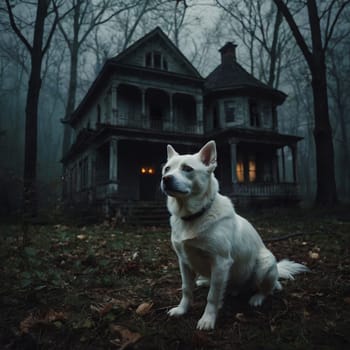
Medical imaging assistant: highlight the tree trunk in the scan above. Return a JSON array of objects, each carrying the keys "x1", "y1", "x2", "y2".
[
  {"x1": 62, "y1": 45, "x2": 78, "y2": 156},
  {"x1": 308, "y1": 0, "x2": 337, "y2": 206},
  {"x1": 311, "y1": 60, "x2": 338, "y2": 205},
  {"x1": 23, "y1": 1, "x2": 47, "y2": 216},
  {"x1": 62, "y1": 1, "x2": 81, "y2": 157},
  {"x1": 273, "y1": 0, "x2": 339, "y2": 206}
]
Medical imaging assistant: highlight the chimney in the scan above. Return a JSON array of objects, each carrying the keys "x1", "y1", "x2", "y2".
[{"x1": 219, "y1": 42, "x2": 237, "y2": 65}]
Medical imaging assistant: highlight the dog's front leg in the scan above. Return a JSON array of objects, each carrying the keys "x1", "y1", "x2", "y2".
[
  {"x1": 168, "y1": 260, "x2": 195, "y2": 317},
  {"x1": 197, "y1": 256, "x2": 233, "y2": 330}
]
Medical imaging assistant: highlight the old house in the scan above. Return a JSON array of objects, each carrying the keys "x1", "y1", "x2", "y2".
[{"x1": 62, "y1": 27, "x2": 301, "y2": 221}]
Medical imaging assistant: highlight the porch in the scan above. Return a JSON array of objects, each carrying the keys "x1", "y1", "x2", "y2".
[
  {"x1": 113, "y1": 110, "x2": 202, "y2": 135},
  {"x1": 232, "y1": 182, "x2": 299, "y2": 198}
]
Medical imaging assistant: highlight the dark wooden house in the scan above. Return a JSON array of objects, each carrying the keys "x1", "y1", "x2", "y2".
[{"x1": 62, "y1": 27, "x2": 301, "y2": 220}]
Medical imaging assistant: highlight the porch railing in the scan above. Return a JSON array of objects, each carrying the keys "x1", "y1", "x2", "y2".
[
  {"x1": 232, "y1": 182, "x2": 299, "y2": 197},
  {"x1": 113, "y1": 111, "x2": 202, "y2": 134}
]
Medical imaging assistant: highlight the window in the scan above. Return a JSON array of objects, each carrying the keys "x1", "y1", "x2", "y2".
[
  {"x1": 236, "y1": 159, "x2": 244, "y2": 183},
  {"x1": 248, "y1": 155, "x2": 256, "y2": 182},
  {"x1": 146, "y1": 52, "x2": 152, "y2": 67},
  {"x1": 236, "y1": 154, "x2": 256, "y2": 183},
  {"x1": 163, "y1": 58, "x2": 168, "y2": 70},
  {"x1": 154, "y1": 52, "x2": 161, "y2": 68},
  {"x1": 249, "y1": 100, "x2": 260, "y2": 127},
  {"x1": 224, "y1": 101, "x2": 235, "y2": 123},
  {"x1": 145, "y1": 51, "x2": 168, "y2": 70}
]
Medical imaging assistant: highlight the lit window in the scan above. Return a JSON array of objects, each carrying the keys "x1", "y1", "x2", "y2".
[
  {"x1": 249, "y1": 157, "x2": 256, "y2": 182},
  {"x1": 236, "y1": 160, "x2": 244, "y2": 183}
]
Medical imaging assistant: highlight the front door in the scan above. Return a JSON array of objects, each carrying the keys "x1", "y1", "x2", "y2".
[{"x1": 139, "y1": 166, "x2": 158, "y2": 200}]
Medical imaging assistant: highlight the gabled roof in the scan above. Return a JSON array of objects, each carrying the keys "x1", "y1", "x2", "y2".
[
  {"x1": 66, "y1": 27, "x2": 203, "y2": 125},
  {"x1": 111, "y1": 26, "x2": 202, "y2": 79}
]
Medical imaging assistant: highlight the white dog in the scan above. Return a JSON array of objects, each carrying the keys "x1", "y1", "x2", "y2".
[{"x1": 161, "y1": 140, "x2": 308, "y2": 331}]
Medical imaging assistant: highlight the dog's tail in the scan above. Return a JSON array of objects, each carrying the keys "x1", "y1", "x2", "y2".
[{"x1": 277, "y1": 259, "x2": 309, "y2": 280}]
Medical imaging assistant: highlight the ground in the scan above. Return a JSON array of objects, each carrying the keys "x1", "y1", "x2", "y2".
[{"x1": 0, "y1": 207, "x2": 350, "y2": 350}]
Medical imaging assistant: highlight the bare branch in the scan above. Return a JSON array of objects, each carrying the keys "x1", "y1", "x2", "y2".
[
  {"x1": 4, "y1": 0, "x2": 32, "y2": 53},
  {"x1": 273, "y1": 0, "x2": 313, "y2": 68},
  {"x1": 324, "y1": 0, "x2": 350, "y2": 51}
]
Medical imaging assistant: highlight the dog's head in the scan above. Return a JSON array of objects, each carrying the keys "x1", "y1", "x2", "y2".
[{"x1": 161, "y1": 141, "x2": 217, "y2": 198}]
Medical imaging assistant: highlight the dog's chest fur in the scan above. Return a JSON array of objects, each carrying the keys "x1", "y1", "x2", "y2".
[{"x1": 169, "y1": 194, "x2": 235, "y2": 277}]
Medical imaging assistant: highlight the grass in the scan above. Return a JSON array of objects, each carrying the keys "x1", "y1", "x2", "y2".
[{"x1": 0, "y1": 207, "x2": 350, "y2": 349}]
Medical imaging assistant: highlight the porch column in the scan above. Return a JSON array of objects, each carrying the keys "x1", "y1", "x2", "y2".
[
  {"x1": 281, "y1": 147, "x2": 286, "y2": 182},
  {"x1": 169, "y1": 92, "x2": 174, "y2": 124},
  {"x1": 196, "y1": 95, "x2": 203, "y2": 133},
  {"x1": 109, "y1": 138, "x2": 118, "y2": 194},
  {"x1": 111, "y1": 81, "x2": 118, "y2": 124},
  {"x1": 291, "y1": 145, "x2": 298, "y2": 183},
  {"x1": 229, "y1": 142, "x2": 238, "y2": 184},
  {"x1": 163, "y1": 91, "x2": 173, "y2": 132},
  {"x1": 141, "y1": 88, "x2": 146, "y2": 116}
]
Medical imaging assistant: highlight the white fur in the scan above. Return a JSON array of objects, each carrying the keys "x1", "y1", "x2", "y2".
[{"x1": 161, "y1": 141, "x2": 309, "y2": 331}]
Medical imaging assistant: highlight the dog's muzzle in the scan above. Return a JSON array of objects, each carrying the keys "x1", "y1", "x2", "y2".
[
  {"x1": 161, "y1": 175, "x2": 175, "y2": 192},
  {"x1": 161, "y1": 175, "x2": 188, "y2": 196}
]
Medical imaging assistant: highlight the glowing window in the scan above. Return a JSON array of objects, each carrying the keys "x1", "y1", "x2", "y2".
[
  {"x1": 236, "y1": 160, "x2": 244, "y2": 183},
  {"x1": 249, "y1": 157, "x2": 256, "y2": 182}
]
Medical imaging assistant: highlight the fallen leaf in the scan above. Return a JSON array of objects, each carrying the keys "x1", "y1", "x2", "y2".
[
  {"x1": 135, "y1": 302, "x2": 153, "y2": 316},
  {"x1": 90, "y1": 302, "x2": 113, "y2": 316},
  {"x1": 110, "y1": 324, "x2": 142, "y2": 349},
  {"x1": 19, "y1": 309, "x2": 68, "y2": 334},
  {"x1": 309, "y1": 251, "x2": 320, "y2": 259},
  {"x1": 344, "y1": 297, "x2": 350, "y2": 304}
]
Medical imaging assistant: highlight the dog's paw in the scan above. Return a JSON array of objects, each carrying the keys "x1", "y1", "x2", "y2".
[
  {"x1": 274, "y1": 281, "x2": 283, "y2": 291},
  {"x1": 249, "y1": 293, "x2": 266, "y2": 307},
  {"x1": 168, "y1": 306, "x2": 187, "y2": 317},
  {"x1": 197, "y1": 313, "x2": 216, "y2": 331}
]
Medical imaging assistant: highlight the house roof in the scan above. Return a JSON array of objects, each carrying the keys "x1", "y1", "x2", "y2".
[
  {"x1": 66, "y1": 27, "x2": 203, "y2": 126},
  {"x1": 205, "y1": 43, "x2": 286, "y2": 104},
  {"x1": 111, "y1": 26, "x2": 202, "y2": 79}
]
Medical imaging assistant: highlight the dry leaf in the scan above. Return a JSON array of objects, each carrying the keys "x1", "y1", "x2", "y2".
[
  {"x1": 110, "y1": 324, "x2": 142, "y2": 349},
  {"x1": 90, "y1": 302, "x2": 113, "y2": 316},
  {"x1": 135, "y1": 302, "x2": 153, "y2": 316},
  {"x1": 344, "y1": 297, "x2": 350, "y2": 304},
  {"x1": 20, "y1": 309, "x2": 68, "y2": 334},
  {"x1": 76, "y1": 234, "x2": 87, "y2": 240},
  {"x1": 309, "y1": 251, "x2": 320, "y2": 259}
]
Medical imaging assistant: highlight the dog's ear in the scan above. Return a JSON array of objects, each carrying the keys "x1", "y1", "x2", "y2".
[
  {"x1": 199, "y1": 141, "x2": 217, "y2": 169},
  {"x1": 167, "y1": 144, "x2": 178, "y2": 159}
]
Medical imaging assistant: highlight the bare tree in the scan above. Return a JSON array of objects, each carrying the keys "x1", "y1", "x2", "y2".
[
  {"x1": 273, "y1": 0, "x2": 350, "y2": 206},
  {"x1": 216, "y1": 0, "x2": 290, "y2": 88},
  {"x1": 4, "y1": 0, "x2": 71, "y2": 216},
  {"x1": 60, "y1": 0, "x2": 141, "y2": 156}
]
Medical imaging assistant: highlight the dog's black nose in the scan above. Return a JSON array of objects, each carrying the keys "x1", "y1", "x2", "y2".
[{"x1": 162, "y1": 175, "x2": 173, "y2": 187}]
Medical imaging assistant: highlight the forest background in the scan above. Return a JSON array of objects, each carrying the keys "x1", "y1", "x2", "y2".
[{"x1": 0, "y1": 0, "x2": 349, "y2": 216}]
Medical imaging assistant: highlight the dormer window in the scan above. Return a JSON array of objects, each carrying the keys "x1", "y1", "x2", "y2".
[{"x1": 145, "y1": 51, "x2": 168, "y2": 70}]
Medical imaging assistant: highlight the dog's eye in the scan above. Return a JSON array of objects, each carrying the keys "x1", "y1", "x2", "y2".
[
  {"x1": 164, "y1": 166, "x2": 170, "y2": 173},
  {"x1": 182, "y1": 164, "x2": 193, "y2": 172}
]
